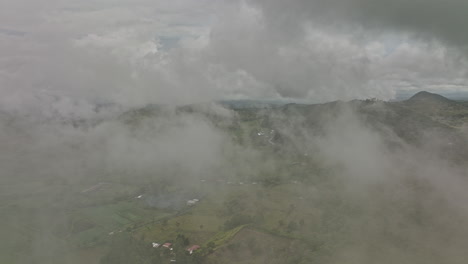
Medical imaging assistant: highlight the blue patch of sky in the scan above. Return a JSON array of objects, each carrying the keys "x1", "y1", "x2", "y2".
[
  {"x1": 158, "y1": 36, "x2": 181, "y2": 50},
  {"x1": 381, "y1": 34, "x2": 406, "y2": 56}
]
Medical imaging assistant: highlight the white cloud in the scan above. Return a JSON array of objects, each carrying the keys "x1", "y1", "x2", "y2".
[{"x1": 0, "y1": 0, "x2": 467, "y2": 114}]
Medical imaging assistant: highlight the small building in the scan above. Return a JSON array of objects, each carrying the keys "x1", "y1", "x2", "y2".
[
  {"x1": 162, "y1": 243, "x2": 172, "y2": 249},
  {"x1": 186, "y1": 245, "x2": 201, "y2": 254},
  {"x1": 152, "y1": 242, "x2": 160, "y2": 248},
  {"x1": 187, "y1": 199, "x2": 199, "y2": 206}
]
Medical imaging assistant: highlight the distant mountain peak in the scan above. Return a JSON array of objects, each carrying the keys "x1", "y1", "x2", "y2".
[{"x1": 407, "y1": 91, "x2": 452, "y2": 103}]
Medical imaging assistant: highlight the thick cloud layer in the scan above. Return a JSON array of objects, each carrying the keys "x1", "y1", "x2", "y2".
[
  {"x1": 250, "y1": 0, "x2": 468, "y2": 45},
  {"x1": 206, "y1": 0, "x2": 468, "y2": 100},
  {"x1": 0, "y1": 0, "x2": 467, "y2": 110},
  {"x1": 2, "y1": 2, "x2": 468, "y2": 263}
]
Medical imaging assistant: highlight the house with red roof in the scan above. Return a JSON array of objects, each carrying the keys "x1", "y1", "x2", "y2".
[
  {"x1": 186, "y1": 245, "x2": 200, "y2": 254},
  {"x1": 162, "y1": 243, "x2": 173, "y2": 250}
]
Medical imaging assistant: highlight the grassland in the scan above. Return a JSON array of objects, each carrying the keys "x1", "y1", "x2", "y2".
[{"x1": 2, "y1": 94, "x2": 468, "y2": 264}]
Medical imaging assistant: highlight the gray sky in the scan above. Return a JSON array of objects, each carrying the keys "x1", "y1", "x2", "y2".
[{"x1": 1, "y1": 0, "x2": 467, "y2": 111}]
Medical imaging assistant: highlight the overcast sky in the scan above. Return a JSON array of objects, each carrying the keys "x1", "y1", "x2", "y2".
[{"x1": 1, "y1": 0, "x2": 468, "y2": 111}]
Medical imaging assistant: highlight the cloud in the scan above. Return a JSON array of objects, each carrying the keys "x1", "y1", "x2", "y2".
[
  {"x1": 0, "y1": 0, "x2": 217, "y2": 108},
  {"x1": 249, "y1": 0, "x2": 468, "y2": 49},
  {"x1": 2, "y1": 2, "x2": 468, "y2": 263},
  {"x1": 204, "y1": 0, "x2": 468, "y2": 100},
  {"x1": 0, "y1": 0, "x2": 467, "y2": 111}
]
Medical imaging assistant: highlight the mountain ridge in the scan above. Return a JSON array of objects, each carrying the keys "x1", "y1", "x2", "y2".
[{"x1": 407, "y1": 91, "x2": 453, "y2": 104}]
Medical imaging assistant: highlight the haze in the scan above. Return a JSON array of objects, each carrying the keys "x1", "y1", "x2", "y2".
[{"x1": 1, "y1": 1, "x2": 468, "y2": 264}]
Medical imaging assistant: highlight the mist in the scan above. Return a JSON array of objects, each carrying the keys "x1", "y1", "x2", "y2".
[
  {"x1": 1, "y1": 0, "x2": 468, "y2": 263},
  {"x1": 2, "y1": 97, "x2": 467, "y2": 263}
]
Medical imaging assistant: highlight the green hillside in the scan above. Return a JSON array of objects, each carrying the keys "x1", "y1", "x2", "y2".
[{"x1": 2, "y1": 92, "x2": 468, "y2": 264}]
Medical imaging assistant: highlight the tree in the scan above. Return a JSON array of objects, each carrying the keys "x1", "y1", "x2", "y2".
[
  {"x1": 176, "y1": 234, "x2": 190, "y2": 246},
  {"x1": 287, "y1": 221, "x2": 298, "y2": 233},
  {"x1": 299, "y1": 219, "x2": 305, "y2": 227},
  {"x1": 278, "y1": 220, "x2": 285, "y2": 227},
  {"x1": 207, "y1": 241, "x2": 216, "y2": 253}
]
